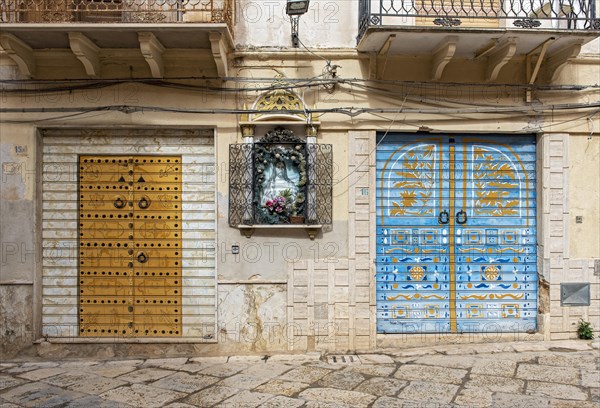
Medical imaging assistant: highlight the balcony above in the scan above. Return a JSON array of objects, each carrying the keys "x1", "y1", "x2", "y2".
[
  {"x1": 358, "y1": 0, "x2": 599, "y2": 82},
  {"x1": 0, "y1": 0, "x2": 234, "y2": 79}
]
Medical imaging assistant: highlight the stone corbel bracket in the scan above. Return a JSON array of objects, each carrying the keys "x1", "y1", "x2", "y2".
[
  {"x1": 69, "y1": 32, "x2": 101, "y2": 78},
  {"x1": 486, "y1": 37, "x2": 517, "y2": 82},
  {"x1": 431, "y1": 36, "x2": 458, "y2": 81},
  {"x1": 138, "y1": 32, "x2": 166, "y2": 79},
  {"x1": 209, "y1": 32, "x2": 229, "y2": 78},
  {"x1": 546, "y1": 40, "x2": 583, "y2": 82},
  {"x1": 0, "y1": 33, "x2": 36, "y2": 78}
]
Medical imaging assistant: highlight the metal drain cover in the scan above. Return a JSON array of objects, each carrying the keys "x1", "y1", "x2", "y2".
[{"x1": 326, "y1": 355, "x2": 361, "y2": 365}]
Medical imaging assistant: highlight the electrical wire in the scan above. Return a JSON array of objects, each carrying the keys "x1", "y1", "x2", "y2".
[
  {"x1": 333, "y1": 95, "x2": 407, "y2": 191},
  {"x1": 2, "y1": 101, "x2": 599, "y2": 117}
]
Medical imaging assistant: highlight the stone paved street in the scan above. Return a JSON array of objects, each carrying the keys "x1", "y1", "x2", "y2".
[{"x1": 1, "y1": 340, "x2": 598, "y2": 407}]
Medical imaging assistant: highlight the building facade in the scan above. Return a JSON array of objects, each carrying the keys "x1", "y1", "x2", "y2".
[{"x1": 1, "y1": 0, "x2": 599, "y2": 358}]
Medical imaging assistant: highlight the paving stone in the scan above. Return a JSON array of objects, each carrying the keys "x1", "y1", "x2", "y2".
[
  {"x1": 516, "y1": 364, "x2": 580, "y2": 385},
  {"x1": 539, "y1": 353, "x2": 598, "y2": 369},
  {"x1": 21, "y1": 362, "x2": 61, "y2": 369},
  {"x1": 59, "y1": 361, "x2": 101, "y2": 369},
  {"x1": 304, "y1": 402, "x2": 352, "y2": 408},
  {"x1": 150, "y1": 372, "x2": 219, "y2": 393},
  {"x1": 64, "y1": 395, "x2": 133, "y2": 407},
  {"x1": 476, "y1": 351, "x2": 540, "y2": 362},
  {"x1": 442, "y1": 345, "x2": 480, "y2": 355},
  {"x1": 526, "y1": 381, "x2": 588, "y2": 400},
  {"x1": 85, "y1": 364, "x2": 138, "y2": 378},
  {"x1": 255, "y1": 379, "x2": 310, "y2": 397},
  {"x1": 0, "y1": 399, "x2": 21, "y2": 408},
  {"x1": 219, "y1": 373, "x2": 271, "y2": 389},
  {"x1": 580, "y1": 368, "x2": 600, "y2": 386},
  {"x1": 471, "y1": 359, "x2": 517, "y2": 377},
  {"x1": 397, "y1": 381, "x2": 459, "y2": 404},
  {"x1": 371, "y1": 397, "x2": 409, "y2": 408},
  {"x1": 1, "y1": 382, "x2": 86, "y2": 408},
  {"x1": 491, "y1": 392, "x2": 551, "y2": 408},
  {"x1": 549, "y1": 341, "x2": 593, "y2": 351},
  {"x1": 188, "y1": 356, "x2": 228, "y2": 364},
  {"x1": 268, "y1": 353, "x2": 321, "y2": 364},
  {"x1": 413, "y1": 354, "x2": 479, "y2": 369},
  {"x1": 170, "y1": 363, "x2": 206, "y2": 373},
  {"x1": 279, "y1": 366, "x2": 332, "y2": 384},
  {"x1": 388, "y1": 348, "x2": 438, "y2": 358},
  {"x1": 0, "y1": 364, "x2": 17, "y2": 371},
  {"x1": 299, "y1": 387, "x2": 376, "y2": 407},
  {"x1": 258, "y1": 395, "x2": 304, "y2": 408},
  {"x1": 465, "y1": 374, "x2": 525, "y2": 393},
  {"x1": 100, "y1": 384, "x2": 185, "y2": 408},
  {"x1": 16, "y1": 367, "x2": 67, "y2": 381},
  {"x1": 472, "y1": 343, "x2": 517, "y2": 354},
  {"x1": 218, "y1": 390, "x2": 274, "y2": 407},
  {"x1": 242, "y1": 362, "x2": 294, "y2": 379},
  {"x1": 550, "y1": 400, "x2": 600, "y2": 408},
  {"x1": 393, "y1": 364, "x2": 467, "y2": 384},
  {"x1": 316, "y1": 370, "x2": 366, "y2": 390},
  {"x1": 116, "y1": 367, "x2": 175, "y2": 383},
  {"x1": 4, "y1": 366, "x2": 39, "y2": 375},
  {"x1": 591, "y1": 387, "x2": 600, "y2": 403},
  {"x1": 454, "y1": 387, "x2": 494, "y2": 407},
  {"x1": 184, "y1": 385, "x2": 240, "y2": 406},
  {"x1": 229, "y1": 355, "x2": 269, "y2": 363},
  {"x1": 512, "y1": 343, "x2": 552, "y2": 352},
  {"x1": 305, "y1": 361, "x2": 344, "y2": 370},
  {"x1": 42, "y1": 372, "x2": 94, "y2": 387},
  {"x1": 344, "y1": 364, "x2": 396, "y2": 377},
  {"x1": 354, "y1": 377, "x2": 407, "y2": 397},
  {"x1": 67, "y1": 375, "x2": 128, "y2": 395},
  {"x1": 197, "y1": 362, "x2": 248, "y2": 377},
  {"x1": 357, "y1": 354, "x2": 395, "y2": 364},
  {"x1": 0, "y1": 374, "x2": 27, "y2": 391},
  {"x1": 143, "y1": 358, "x2": 189, "y2": 367},
  {"x1": 103, "y1": 360, "x2": 145, "y2": 366}
]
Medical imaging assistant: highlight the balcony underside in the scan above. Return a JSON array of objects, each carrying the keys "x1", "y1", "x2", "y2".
[
  {"x1": 358, "y1": 26, "x2": 599, "y2": 82},
  {"x1": 0, "y1": 24, "x2": 232, "y2": 79}
]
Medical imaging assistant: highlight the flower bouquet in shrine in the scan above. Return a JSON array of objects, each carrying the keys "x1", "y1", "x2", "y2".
[
  {"x1": 265, "y1": 196, "x2": 289, "y2": 216},
  {"x1": 264, "y1": 189, "x2": 293, "y2": 223}
]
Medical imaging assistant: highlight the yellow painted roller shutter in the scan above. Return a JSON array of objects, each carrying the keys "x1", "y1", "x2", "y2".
[{"x1": 41, "y1": 129, "x2": 216, "y2": 340}]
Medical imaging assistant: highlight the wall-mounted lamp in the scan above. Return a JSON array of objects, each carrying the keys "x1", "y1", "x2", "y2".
[{"x1": 286, "y1": 0, "x2": 310, "y2": 48}]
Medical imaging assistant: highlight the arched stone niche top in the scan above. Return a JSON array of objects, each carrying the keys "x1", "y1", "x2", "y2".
[{"x1": 239, "y1": 78, "x2": 319, "y2": 140}]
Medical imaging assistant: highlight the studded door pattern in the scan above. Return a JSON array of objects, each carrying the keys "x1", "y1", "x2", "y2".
[{"x1": 79, "y1": 155, "x2": 182, "y2": 337}]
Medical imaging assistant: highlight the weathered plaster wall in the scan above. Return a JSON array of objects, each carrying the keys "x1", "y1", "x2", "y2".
[
  {"x1": 0, "y1": 285, "x2": 34, "y2": 358},
  {"x1": 234, "y1": 0, "x2": 358, "y2": 49},
  {"x1": 0, "y1": 124, "x2": 39, "y2": 357},
  {"x1": 569, "y1": 136, "x2": 600, "y2": 259}
]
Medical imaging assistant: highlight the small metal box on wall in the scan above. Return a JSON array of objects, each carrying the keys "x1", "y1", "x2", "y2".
[{"x1": 560, "y1": 283, "x2": 591, "y2": 306}]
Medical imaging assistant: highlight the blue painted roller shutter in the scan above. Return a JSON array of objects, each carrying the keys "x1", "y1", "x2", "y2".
[{"x1": 376, "y1": 134, "x2": 537, "y2": 334}]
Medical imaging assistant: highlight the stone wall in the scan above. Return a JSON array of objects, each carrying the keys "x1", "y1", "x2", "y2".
[
  {"x1": 541, "y1": 134, "x2": 600, "y2": 340},
  {"x1": 0, "y1": 285, "x2": 34, "y2": 358}
]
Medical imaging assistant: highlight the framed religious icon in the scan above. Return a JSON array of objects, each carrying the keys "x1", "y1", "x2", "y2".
[{"x1": 253, "y1": 129, "x2": 307, "y2": 224}]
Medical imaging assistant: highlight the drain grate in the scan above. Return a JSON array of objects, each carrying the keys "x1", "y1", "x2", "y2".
[{"x1": 326, "y1": 355, "x2": 361, "y2": 365}]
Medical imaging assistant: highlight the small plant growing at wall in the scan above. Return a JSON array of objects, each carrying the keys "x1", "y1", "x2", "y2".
[{"x1": 577, "y1": 318, "x2": 594, "y2": 340}]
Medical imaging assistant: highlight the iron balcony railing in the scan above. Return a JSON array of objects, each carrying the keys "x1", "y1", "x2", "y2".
[
  {"x1": 359, "y1": 0, "x2": 599, "y2": 38},
  {"x1": 1, "y1": 0, "x2": 234, "y2": 30}
]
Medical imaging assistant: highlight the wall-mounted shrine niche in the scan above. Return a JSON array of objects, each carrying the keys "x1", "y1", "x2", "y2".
[{"x1": 229, "y1": 84, "x2": 332, "y2": 240}]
